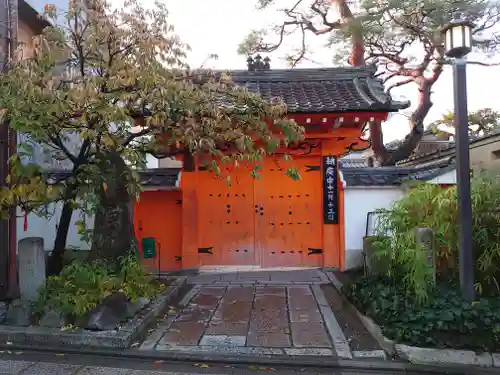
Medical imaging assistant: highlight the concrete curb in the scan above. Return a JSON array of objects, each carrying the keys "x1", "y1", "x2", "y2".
[
  {"x1": 311, "y1": 284, "x2": 353, "y2": 359},
  {"x1": 325, "y1": 271, "x2": 500, "y2": 368},
  {"x1": 0, "y1": 276, "x2": 187, "y2": 349},
  {"x1": 324, "y1": 271, "x2": 394, "y2": 358},
  {"x1": 396, "y1": 344, "x2": 497, "y2": 368}
]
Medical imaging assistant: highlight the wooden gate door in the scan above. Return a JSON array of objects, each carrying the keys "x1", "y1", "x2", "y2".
[
  {"x1": 134, "y1": 191, "x2": 183, "y2": 272},
  {"x1": 197, "y1": 165, "x2": 256, "y2": 266},
  {"x1": 254, "y1": 157, "x2": 323, "y2": 268}
]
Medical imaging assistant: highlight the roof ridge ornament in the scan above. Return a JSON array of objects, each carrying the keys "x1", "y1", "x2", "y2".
[
  {"x1": 247, "y1": 54, "x2": 271, "y2": 72},
  {"x1": 365, "y1": 58, "x2": 379, "y2": 73}
]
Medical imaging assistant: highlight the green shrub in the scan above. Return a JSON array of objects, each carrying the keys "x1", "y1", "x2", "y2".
[
  {"x1": 343, "y1": 275, "x2": 500, "y2": 351},
  {"x1": 372, "y1": 173, "x2": 500, "y2": 301},
  {"x1": 33, "y1": 251, "x2": 161, "y2": 320},
  {"x1": 119, "y1": 251, "x2": 158, "y2": 303},
  {"x1": 34, "y1": 261, "x2": 118, "y2": 318}
]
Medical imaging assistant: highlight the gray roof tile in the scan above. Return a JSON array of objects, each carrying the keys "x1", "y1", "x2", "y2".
[
  {"x1": 224, "y1": 67, "x2": 410, "y2": 114},
  {"x1": 44, "y1": 168, "x2": 180, "y2": 188},
  {"x1": 340, "y1": 158, "x2": 455, "y2": 187}
]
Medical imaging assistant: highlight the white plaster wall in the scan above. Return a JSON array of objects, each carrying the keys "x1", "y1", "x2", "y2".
[
  {"x1": 17, "y1": 204, "x2": 94, "y2": 253},
  {"x1": 158, "y1": 158, "x2": 182, "y2": 168},
  {"x1": 428, "y1": 169, "x2": 456, "y2": 184},
  {"x1": 344, "y1": 187, "x2": 405, "y2": 270},
  {"x1": 343, "y1": 170, "x2": 457, "y2": 270}
]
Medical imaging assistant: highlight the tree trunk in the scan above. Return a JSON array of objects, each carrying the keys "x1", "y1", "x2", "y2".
[
  {"x1": 46, "y1": 199, "x2": 74, "y2": 276},
  {"x1": 86, "y1": 150, "x2": 137, "y2": 266},
  {"x1": 329, "y1": 0, "x2": 441, "y2": 166},
  {"x1": 331, "y1": 0, "x2": 364, "y2": 66},
  {"x1": 370, "y1": 78, "x2": 436, "y2": 166}
]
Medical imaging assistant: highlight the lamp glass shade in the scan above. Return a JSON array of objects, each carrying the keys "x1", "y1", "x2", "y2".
[{"x1": 444, "y1": 21, "x2": 473, "y2": 58}]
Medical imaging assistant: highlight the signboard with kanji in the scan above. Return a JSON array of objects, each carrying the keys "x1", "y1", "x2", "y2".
[{"x1": 322, "y1": 156, "x2": 338, "y2": 224}]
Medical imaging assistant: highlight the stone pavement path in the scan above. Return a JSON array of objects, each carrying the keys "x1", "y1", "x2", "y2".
[{"x1": 141, "y1": 269, "x2": 352, "y2": 358}]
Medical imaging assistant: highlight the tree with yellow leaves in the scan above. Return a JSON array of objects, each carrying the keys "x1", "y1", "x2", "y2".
[{"x1": 0, "y1": 0, "x2": 303, "y2": 275}]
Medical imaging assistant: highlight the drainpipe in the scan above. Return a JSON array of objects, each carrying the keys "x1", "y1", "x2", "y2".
[
  {"x1": 0, "y1": 0, "x2": 10, "y2": 301},
  {"x1": 7, "y1": 0, "x2": 17, "y2": 299}
]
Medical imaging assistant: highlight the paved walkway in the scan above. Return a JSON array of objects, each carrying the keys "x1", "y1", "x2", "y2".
[
  {"x1": 141, "y1": 269, "x2": 352, "y2": 358},
  {"x1": 185, "y1": 268, "x2": 330, "y2": 285}
]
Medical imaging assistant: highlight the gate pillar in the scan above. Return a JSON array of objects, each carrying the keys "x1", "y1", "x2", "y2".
[
  {"x1": 321, "y1": 139, "x2": 344, "y2": 270},
  {"x1": 180, "y1": 167, "x2": 200, "y2": 269}
]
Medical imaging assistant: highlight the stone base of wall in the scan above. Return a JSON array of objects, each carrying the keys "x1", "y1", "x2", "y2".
[{"x1": 344, "y1": 249, "x2": 364, "y2": 270}]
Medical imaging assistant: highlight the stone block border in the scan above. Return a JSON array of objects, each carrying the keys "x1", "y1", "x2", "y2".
[
  {"x1": 326, "y1": 271, "x2": 500, "y2": 368},
  {"x1": 0, "y1": 277, "x2": 186, "y2": 349}
]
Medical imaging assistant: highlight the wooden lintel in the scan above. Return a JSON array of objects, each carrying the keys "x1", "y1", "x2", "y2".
[{"x1": 305, "y1": 129, "x2": 363, "y2": 139}]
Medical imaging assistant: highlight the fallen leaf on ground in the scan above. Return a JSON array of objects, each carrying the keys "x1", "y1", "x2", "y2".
[
  {"x1": 152, "y1": 360, "x2": 164, "y2": 364},
  {"x1": 193, "y1": 363, "x2": 210, "y2": 368},
  {"x1": 55, "y1": 353, "x2": 65, "y2": 357}
]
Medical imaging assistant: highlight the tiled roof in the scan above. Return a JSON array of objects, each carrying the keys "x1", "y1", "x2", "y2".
[
  {"x1": 20, "y1": 0, "x2": 51, "y2": 31},
  {"x1": 398, "y1": 129, "x2": 500, "y2": 166},
  {"x1": 43, "y1": 168, "x2": 181, "y2": 188},
  {"x1": 340, "y1": 157, "x2": 455, "y2": 187},
  {"x1": 224, "y1": 67, "x2": 410, "y2": 114},
  {"x1": 339, "y1": 158, "x2": 369, "y2": 168}
]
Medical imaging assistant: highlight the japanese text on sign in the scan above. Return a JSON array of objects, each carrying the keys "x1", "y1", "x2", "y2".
[{"x1": 322, "y1": 156, "x2": 338, "y2": 224}]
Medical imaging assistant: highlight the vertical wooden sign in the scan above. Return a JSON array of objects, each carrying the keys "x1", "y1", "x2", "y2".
[{"x1": 322, "y1": 156, "x2": 338, "y2": 224}]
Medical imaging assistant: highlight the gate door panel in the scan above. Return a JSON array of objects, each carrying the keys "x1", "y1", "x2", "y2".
[
  {"x1": 134, "y1": 191, "x2": 183, "y2": 272},
  {"x1": 255, "y1": 157, "x2": 323, "y2": 268},
  {"x1": 197, "y1": 165, "x2": 256, "y2": 266}
]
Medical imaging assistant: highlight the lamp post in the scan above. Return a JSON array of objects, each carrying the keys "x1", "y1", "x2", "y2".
[{"x1": 442, "y1": 15, "x2": 475, "y2": 303}]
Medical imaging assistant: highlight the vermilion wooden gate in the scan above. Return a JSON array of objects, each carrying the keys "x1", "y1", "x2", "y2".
[
  {"x1": 255, "y1": 157, "x2": 323, "y2": 268},
  {"x1": 197, "y1": 164, "x2": 256, "y2": 266},
  {"x1": 197, "y1": 157, "x2": 323, "y2": 268},
  {"x1": 134, "y1": 191, "x2": 183, "y2": 271}
]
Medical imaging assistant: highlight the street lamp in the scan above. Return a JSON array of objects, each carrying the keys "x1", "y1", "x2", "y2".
[{"x1": 442, "y1": 15, "x2": 475, "y2": 303}]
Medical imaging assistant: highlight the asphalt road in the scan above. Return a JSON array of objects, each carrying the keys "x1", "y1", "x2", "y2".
[{"x1": 1, "y1": 351, "x2": 499, "y2": 375}]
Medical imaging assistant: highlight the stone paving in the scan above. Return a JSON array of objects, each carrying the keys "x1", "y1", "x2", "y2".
[
  {"x1": 141, "y1": 269, "x2": 352, "y2": 358},
  {"x1": 185, "y1": 268, "x2": 330, "y2": 286}
]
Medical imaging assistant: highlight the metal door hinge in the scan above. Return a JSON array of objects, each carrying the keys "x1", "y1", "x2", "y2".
[
  {"x1": 305, "y1": 165, "x2": 320, "y2": 172},
  {"x1": 307, "y1": 248, "x2": 323, "y2": 255},
  {"x1": 198, "y1": 247, "x2": 214, "y2": 254}
]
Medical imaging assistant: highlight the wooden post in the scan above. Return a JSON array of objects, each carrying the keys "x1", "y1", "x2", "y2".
[
  {"x1": 321, "y1": 140, "x2": 341, "y2": 269},
  {"x1": 179, "y1": 155, "x2": 199, "y2": 270}
]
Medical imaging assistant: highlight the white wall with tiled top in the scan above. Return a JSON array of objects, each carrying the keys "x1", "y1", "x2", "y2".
[
  {"x1": 343, "y1": 187, "x2": 405, "y2": 270},
  {"x1": 342, "y1": 169, "x2": 457, "y2": 270}
]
